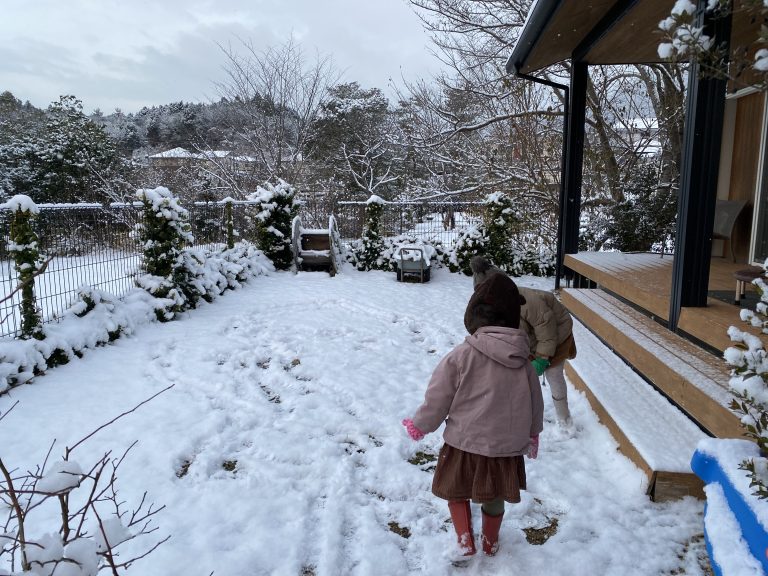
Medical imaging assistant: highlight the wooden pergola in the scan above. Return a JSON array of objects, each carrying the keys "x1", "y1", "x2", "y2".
[{"x1": 506, "y1": 0, "x2": 760, "y2": 331}]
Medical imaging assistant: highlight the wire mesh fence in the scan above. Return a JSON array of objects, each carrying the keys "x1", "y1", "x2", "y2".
[
  {"x1": 334, "y1": 201, "x2": 486, "y2": 247},
  {"x1": 1, "y1": 204, "x2": 143, "y2": 339},
  {"x1": 1, "y1": 201, "x2": 266, "y2": 340},
  {"x1": 188, "y1": 201, "x2": 262, "y2": 249},
  {"x1": 1, "y1": 197, "x2": 549, "y2": 340}
]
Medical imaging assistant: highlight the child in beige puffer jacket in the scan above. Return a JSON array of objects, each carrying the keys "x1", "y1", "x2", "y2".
[
  {"x1": 470, "y1": 256, "x2": 577, "y2": 425},
  {"x1": 402, "y1": 272, "x2": 544, "y2": 557}
]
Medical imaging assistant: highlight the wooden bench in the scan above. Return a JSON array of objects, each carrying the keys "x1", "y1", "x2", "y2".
[
  {"x1": 566, "y1": 320, "x2": 708, "y2": 501},
  {"x1": 562, "y1": 288, "x2": 741, "y2": 440}
]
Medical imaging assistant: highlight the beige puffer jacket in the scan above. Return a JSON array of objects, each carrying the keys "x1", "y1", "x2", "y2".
[
  {"x1": 469, "y1": 257, "x2": 575, "y2": 363},
  {"x1": 518, "y1": 287, "x2": 573, "y2": 360}
]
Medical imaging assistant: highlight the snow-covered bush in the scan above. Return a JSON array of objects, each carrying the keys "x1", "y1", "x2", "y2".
[
  {"x1": 132, "y1": 187, "x2": 195, "y2": 320},
  {"x1": 725, "y1": 259, "x2": 768, "y2": 498},
  {"x1": 5, "y1": 195, "x2": 43, "y2": 339},
  {"x1": 347, "y1": 234, "x2": 443, "y2": 272},
  {"x1": 445, "y1": 224, "x2": 489, "y2": 275},
  {"x1": 509, "y1": 240, "x2": 557, "y2": 277},
  {"x1": 483, "y1": 192, "x2": 518, "y2": 270},
  {"x1": 658, "y1": 0, "x2": 767, "y2": 90},
  {"x1": 0, "y1": 244, "x2": 273, "y2": 392},
  {"x1": 0, "y1": 393, "x2": 170, "y2": 575},
  {"x1": 356, "y1": 195, "x2": 386, "y2": 271},
  {"x1": 248, "y1": 180, "x2": 300, "y2": 271}
]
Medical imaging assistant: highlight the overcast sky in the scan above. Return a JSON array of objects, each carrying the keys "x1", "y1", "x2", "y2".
[{"x1": 1, "y1": 0, "x2": 441, "y2": 114}]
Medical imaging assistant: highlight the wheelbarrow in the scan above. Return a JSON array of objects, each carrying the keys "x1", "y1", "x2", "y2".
[{"x1": 395, "y1": 247, "x2": 431, "y2": 283}]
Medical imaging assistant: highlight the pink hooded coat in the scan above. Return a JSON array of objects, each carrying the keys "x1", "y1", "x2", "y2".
[{"x1": 412, "y1": 326, "x2": 544, "y2": 457}]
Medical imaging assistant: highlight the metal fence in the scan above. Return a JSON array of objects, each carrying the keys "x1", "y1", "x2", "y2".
[
  {"x1": 0, "y1": 201, "x2": 263, "y2": 340},
  {"x1": 334, "y1": 201, "x2": 486, "y2": 247},
  {"x1": 1, "y1": 204, "x2": 143, "y2": 339},
  {"x1": 1, "y1": 197, "x2": 549, "y2": 339}
]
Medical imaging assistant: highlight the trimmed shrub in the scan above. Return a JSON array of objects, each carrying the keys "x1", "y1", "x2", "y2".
[
  {"x1": 356, "y1": 195, "x2": 387, "y2": 271},
  {"x1": 6, "y1": 195, "x2": 43, "y2": 338},
  {"x1": 483, "y1": 192, "x2": 518, "y2": 270},
  {"x1": 248, "y1": 180, "x2": 300, "y2": 270},
  {"x1": 132, "y1": 186, "x2": 195, "y2": 320}
]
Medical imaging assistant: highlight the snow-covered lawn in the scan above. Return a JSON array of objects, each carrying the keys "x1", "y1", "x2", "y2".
[{"x1": 1, "y1": 267, "x2": 710, "y2": 575}]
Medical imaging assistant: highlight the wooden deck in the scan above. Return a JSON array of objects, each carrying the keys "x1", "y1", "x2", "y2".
[
  {"x1": 559, "y1": 252, "x2": 759, "y2": 499},
  {"x1": 564, "y1": 252, "x2": 766, "y2": 353}
]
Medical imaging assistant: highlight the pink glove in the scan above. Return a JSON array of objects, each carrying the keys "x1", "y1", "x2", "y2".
[
  {"x1": 402, "y1": 418, "x2": 425, "y2": 441},
  {"x1": 527, "y1": 434, "x2": 539, "y2": 459}
]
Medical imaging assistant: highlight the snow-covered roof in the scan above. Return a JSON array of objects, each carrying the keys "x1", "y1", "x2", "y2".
[
  {"x1": 149, "y1": 148, "x2": 232, "y2": 160},
  {"x1": 149, "y1": 147, "x2": 196, "y2": 159}
]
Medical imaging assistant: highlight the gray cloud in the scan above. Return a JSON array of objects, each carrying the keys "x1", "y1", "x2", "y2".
[{"x1": 0, "y1": 0, "x2": 440, "y2": 113}]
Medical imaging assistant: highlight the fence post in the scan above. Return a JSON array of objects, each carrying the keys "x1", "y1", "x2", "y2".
[
  {"x1": 225, "y1": 200, "x2": 234, "y2": 249},
  {"x1": 8, "y1": 197, "x2": 43, "y2": 339}
]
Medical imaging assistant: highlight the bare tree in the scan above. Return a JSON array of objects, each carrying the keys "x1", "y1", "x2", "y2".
[
  {"x1": 402, "y1": 0, "x2": 687, "y2": 248},
  {"x1": 216, "y1": 37, "x2": 341, "y2": 192},
  {"x1": 400, "y1": 0, "x2": 563, "y2": 208}
]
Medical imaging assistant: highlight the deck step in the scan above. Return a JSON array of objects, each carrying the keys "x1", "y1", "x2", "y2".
[
  {"x1": 562, "y1": 288, "x2": 741, "y2": 439},
  {"x1": 567, "y1": 320, "x2": 707, "y2": 501}
]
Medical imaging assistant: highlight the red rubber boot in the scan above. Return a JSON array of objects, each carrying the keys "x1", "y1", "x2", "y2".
[
  {"x1": 481, "y1": 510, "x2": 504, "y2": 555},
  {"x1": 447, "y1": 500, "x2": 476, "y2": 556}
]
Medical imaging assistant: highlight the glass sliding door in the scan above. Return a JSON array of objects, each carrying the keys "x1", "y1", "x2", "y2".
[{"x1": 751, "y1": 93, "x2": 768, "y2": 264}]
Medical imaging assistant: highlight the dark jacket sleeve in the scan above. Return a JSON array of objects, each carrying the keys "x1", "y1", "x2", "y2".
[
  {"x1": 412, "y1": 351, "x2": 461, "y2": 434},
  {"x1": 527, "y1": 363, "x2": 545, "y2": 436}
]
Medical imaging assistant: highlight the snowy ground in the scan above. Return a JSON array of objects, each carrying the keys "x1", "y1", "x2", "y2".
[{"x1": 1, "y1": 266, "x2": 711, "y2": 576}]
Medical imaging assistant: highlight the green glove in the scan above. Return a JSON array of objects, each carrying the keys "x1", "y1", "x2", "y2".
[{"x1": 531, "y1": 357, "x2": 550, "y2": 376}]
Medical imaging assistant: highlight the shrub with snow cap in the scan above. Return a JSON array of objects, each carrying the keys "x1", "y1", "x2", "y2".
[
  {"x1": 356, "y1": 195, "x2": 387, "y2": 271},
  {"x1": 5, "y1": 194, "x2": 43, "y2": 339},
  {"x1": 483, "y1": 192, "x2": 518, "y2": 273},
  {"x1": 132, "y1": 186, "x2": 195, "y2": 320},
  {"x1": 247, "y1": 179, "x2": 300, "y2": 271},
  {"x1": 726, "y1": 258, "x2": 768, "y2": 498},
  {"x1": 347, "y1": 234, "x2": 444, "y2": 272},
  {"x1": 446, "y1": 224, "x2": 489, "y2": 275}
]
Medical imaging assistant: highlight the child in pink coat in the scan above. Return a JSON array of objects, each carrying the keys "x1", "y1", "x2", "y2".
[{"x1": 403, "y1": 272, "x2": 544, "y2": 556}]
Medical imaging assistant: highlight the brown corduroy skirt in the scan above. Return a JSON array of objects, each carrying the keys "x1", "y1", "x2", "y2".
[{"x1": 431, "y1": 443, "x2": 527, "y2": 504}]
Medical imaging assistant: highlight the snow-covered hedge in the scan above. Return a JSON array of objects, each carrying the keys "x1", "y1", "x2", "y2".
[
  {"x1": 0, "y1": 243, "x2": 273, "y2": 393},
  {"x1": 346, "y1": 234, "x2": 443, "y2": 272},
  {"x1": 725, "y1": 258, "x2": 768, "y2": 497}
]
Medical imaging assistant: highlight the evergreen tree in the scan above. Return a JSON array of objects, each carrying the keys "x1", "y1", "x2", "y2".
[
  {"x1": 249, "y1": 180, "x2": 300, "y2": 270},
  {"x1": 0, "y1": 95, "x2": 124, "y2": 203},
  {"x1": 357, "y1": 195, "x2": 386, "y2": 270}
]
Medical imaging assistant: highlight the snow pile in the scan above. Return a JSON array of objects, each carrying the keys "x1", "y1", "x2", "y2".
[
  {"x1": 657, "y1": 0, "x2": 713, "y2": 60},
  {"x1": 0, "y1": 244, "x2": 273, "y2": 392},
  {"x1": 2, "y1": 194, "x2": 40, "y2": 215},
  {"x1": 0, "y1": 269, "x2": 710, "y2": 575}
]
